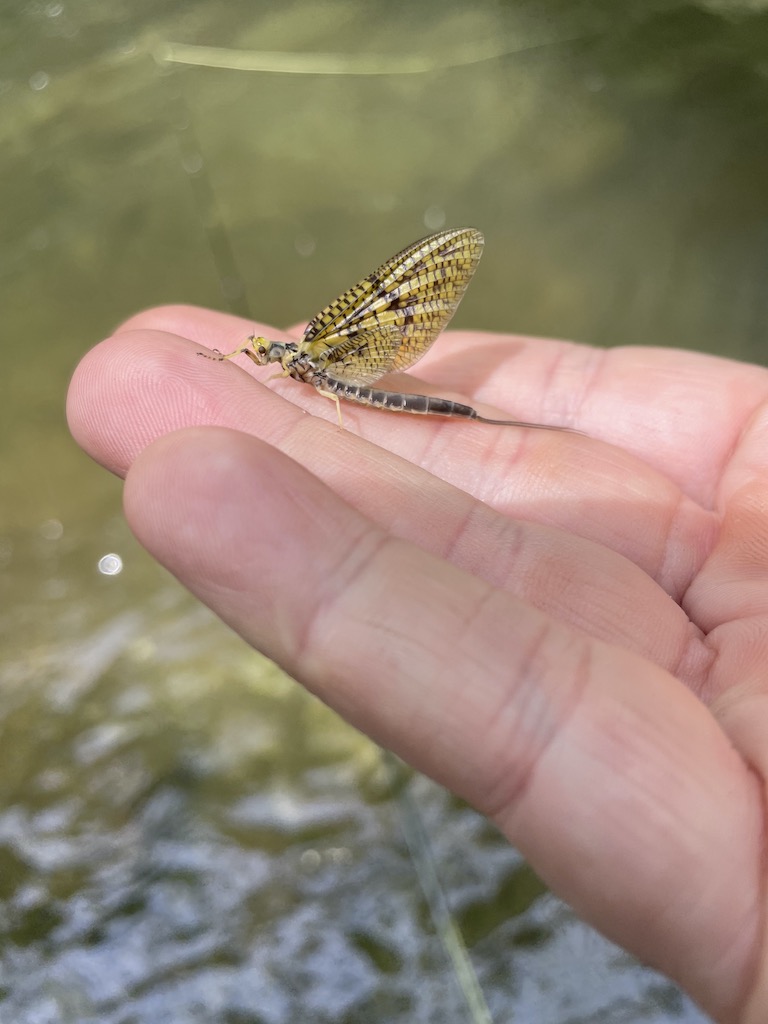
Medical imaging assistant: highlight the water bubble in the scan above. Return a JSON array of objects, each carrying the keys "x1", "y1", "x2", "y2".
[
  {"x1": 29, "y1": 71, "x2": 50, "y2": 91},
  {"x1": 98, "y1": 553, "x2": 123, "y2": 576},
  {"x1": 423, "y1": 205, "x2": 446, "y2": 231}
]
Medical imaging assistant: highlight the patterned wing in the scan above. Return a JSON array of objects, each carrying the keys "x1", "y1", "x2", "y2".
[
  {"x1": 312, "y1": 326, "x2": 403, "y2": 386},
  {"x1": 301, "y1": 227, "x2": 484, "y2": 374}
]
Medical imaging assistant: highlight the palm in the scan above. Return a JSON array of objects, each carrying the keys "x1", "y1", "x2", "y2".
[{"x1": 68, "y1": 306, "x2": 768, "y2": 1023}]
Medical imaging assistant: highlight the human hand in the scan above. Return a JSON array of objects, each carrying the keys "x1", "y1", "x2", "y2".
[{"x1": 67, "y1": 305, "x2": 768, "y2": 1023}]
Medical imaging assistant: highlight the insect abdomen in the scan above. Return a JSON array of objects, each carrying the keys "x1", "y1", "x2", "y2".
[{"x1": 321, "y1": 376, "x2": 476, "y2": 419}]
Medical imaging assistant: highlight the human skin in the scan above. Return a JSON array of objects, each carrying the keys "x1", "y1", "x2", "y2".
[{"x1": 67, "y1": 305, "x2": 768, "y2": 1023}]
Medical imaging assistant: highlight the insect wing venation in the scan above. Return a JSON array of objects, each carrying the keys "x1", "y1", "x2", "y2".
[
  {"x1": 313, "y1": 326, "x2": 404, "y2": 386},
  {"x1": 301, "y1": 228, "x2": 484, "y2": 375}
]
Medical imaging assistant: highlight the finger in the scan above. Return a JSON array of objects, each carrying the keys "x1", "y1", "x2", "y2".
[
  {"x1": 683, "y1": 407, "x2": 768, "y2": 720},
  {"x1": 123, "y1": 426, "x2": 762, "y2": 1024},
  {"x1": 689, "y1": 405, "x2": 768, "y2": 630},
  {"x1": 68, "y1": 325, "x2": 716, "y2": 605},
  {"x1": 67, "y1": 329, "x2": 712, "y2": 676},
  {"x1": 122, "y1": 305, "x2": 768, "y2": 503},
  {"x1": 119, "y1": 306, "x2": 768, "y2": 507}
]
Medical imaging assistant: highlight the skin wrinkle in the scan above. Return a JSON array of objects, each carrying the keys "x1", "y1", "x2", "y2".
[
  {"x1": 567, "y1": 341, "x2": 607, "y2": 428},
  {"x1": 481, "y1": 513, "x2": 539, "y2": 594},
  {"x1": 535, "y1": 548, "x2": 624, "y2": 639},
  {"x1": 435, "y1": 501, "x2": 691, "y2": 672},
  {"x1": 439, "y1": 490, "x2": 520, "y2": 580},
  {"x1": 379, "y1": 369, "x2": 536, "y2": 498},
  {"x1": 468, "y1": 430, "x2": 540, "y2": 513},
  {"x1": 369, "y1": 463, "x2": 451, "y2": 545},
  {"x1": 502, "y1": 440, "x2": 620, "y2": 533},
  {"x1": 475, "y1": 333, "x2": 587, "y2": 428},
  {"x1": 281, "y1": 411, "x2": 371, "y2": 484},
  {"x1": 223, "y1": 437, "x2": 386, "y2": 670},
  {"x1": 592, "y1": 466, "x2": 672, "y2": 562},
  {"x1": 654, "y1": 486, "x2": 693, "y2": 600},
  {"x1": 404, "y1": 578, "x2": 535, "y2": 792},
  {"x1": 666, "y1": 615, "x2": 713, "y2": 694},
  {"x1": 742, "y1": 403, "x2": 768, "y2": 485},
  {"x1": 278, "y1": 401, "x2": 347, "y2": 459},
  {"x1": 291, "y1": 524, "x2": 394, "y2": 676},
  {"x1": 304, "y1": 547, "x2": 475, "y2": 764},
  {"x1": 484, "y1": 521, "x2": 621, "y2": 641},
  {"x1": 663, "y1": 492, "x2": 720, "y2": 603},
  {"x1": 670, "y1": 487, "x2": 729, "y2": 693},
  {"x1": 230, "y1": 380, "x2": 301, "y2": 443},
  {"x1": 481, "y1": 429, "x2": 538, "y2": 506},
  {"x1": 538, "y1": 335, "x2": 592, "y2": 429},
  {"x1": 481, "y1": 610, "x2": 593, "y2": 821}
]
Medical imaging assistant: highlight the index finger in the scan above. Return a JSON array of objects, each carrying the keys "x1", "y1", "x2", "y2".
[{"x1": 123, "y1": 304, "x2": 768, "y2": 509}]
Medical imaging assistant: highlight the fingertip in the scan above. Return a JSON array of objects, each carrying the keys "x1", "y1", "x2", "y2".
[{"x1": 67, "y1": 329, "x2": 202, "y2": 476}]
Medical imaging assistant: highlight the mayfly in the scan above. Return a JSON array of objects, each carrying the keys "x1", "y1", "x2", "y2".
[{"x1": 200, "y1": 227, "x2": 570, "y2": 431}]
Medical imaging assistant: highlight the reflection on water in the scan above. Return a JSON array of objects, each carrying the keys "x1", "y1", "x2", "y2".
[{"x1": 4, "y1": 0, "x2": 767, "y2": 1019}]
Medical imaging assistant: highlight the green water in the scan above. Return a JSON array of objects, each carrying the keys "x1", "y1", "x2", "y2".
[{"x1": 3, "y1": 0, "x2": 767, "y2": 1019}]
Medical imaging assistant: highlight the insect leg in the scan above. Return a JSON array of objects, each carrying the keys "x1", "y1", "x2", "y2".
[
  {"x1": 196, "y1": 341, "x2": 254, "y2": 362},
  {"x1": 316, "y1": 388, "x2": 345, "y2": 428}
]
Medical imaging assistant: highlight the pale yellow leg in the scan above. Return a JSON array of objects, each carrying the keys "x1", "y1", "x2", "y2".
[{"x1": 316, "y1": 388, "x2": 344, "y2": 428}]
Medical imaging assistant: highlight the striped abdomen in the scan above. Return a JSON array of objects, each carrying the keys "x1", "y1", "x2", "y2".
[{"x1": 318, "y1": 375, "x2": 479, "y2": 420}]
